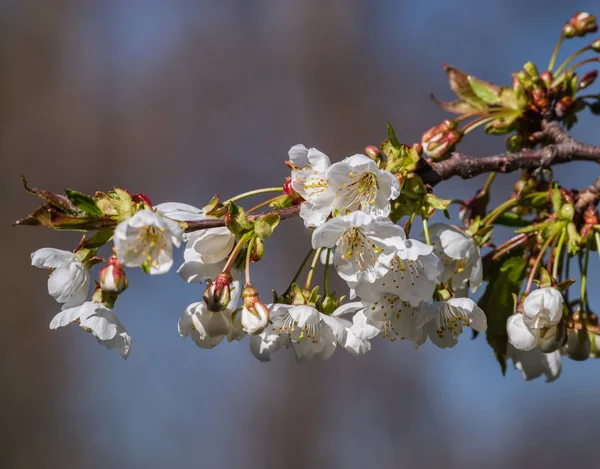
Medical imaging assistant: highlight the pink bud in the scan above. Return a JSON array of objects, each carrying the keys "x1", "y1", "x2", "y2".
[
  {"x1": 99, "y1": 255, "x2": 128, "y2": 294},
  {"x1": 563, "y1": 11, "x2": 597, "y2": 38},
  {"x1": 203, "y1": 272, "x2": 233, "y2": 312},
  {"x1": 421, "y1": 121, "x2": 461, "y2": 159},
  {"x1": 364, "y1": 145, "x2": 381, "y2": 160},
  {"x1": 579, "y1": 70, "x2": 598, "y2": 89}
]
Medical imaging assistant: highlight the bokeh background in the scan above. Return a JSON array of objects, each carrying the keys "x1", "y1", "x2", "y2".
[{"x1": 2, "y1": 1, "x2": 600, "y2": 468}]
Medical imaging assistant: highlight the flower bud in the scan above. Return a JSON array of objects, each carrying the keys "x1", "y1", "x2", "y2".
[
  {"x1": 579, "y1": 70, "x2": 598, "y2": 90},
  {"x1": 592, "y1": 39, "x2": 600, "y2": 53},
  {"x1": 523, "y1": 61, "x2": 539, "y2": 79},
  {"x1": 250, "y1": 237, "x2": 265, "y2": 262},
  {"x1": 412, "y1": 142, "x2": 423, "y2": 157},
  {"x1": 563, "y1": 12, "x2": 597, "y2": 38},
  {"x1": 523, "y1": 287, "x2": 564, "y2": 330},
  {"x1": 554, "y1": 96, "x2": 574, "y2": 118},
  {"x1": 421, "y1": 120, "x2": 461, "y2": 159},
  {"x1": 539, "y1": 70, "x2": 553, "y2": 89},
  {"x1": 241, "y1": 286, "x2": 269, "y2": 335},
  {"x1": 364, "y1": 145, "x2": 381, "y2": 161},
  {"x1": 563, "y1": 328, "x2": 590, "y2": 361},
  {"x1": 283, "y1": 177, "x2": 302, "y2": 204},
  {"x1": 203, "y1": 272, "x2": 233, "y2": 312},
  {"x1": 99, "y1": 255, "x2": 128, "y2": 294}
]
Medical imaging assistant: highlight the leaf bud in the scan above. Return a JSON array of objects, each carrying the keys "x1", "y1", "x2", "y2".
[{"x1": 523, "y1": 61, "x2": 539, "y2": 79}]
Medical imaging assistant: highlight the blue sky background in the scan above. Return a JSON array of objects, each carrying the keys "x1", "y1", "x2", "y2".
[{"x1": 2, "y1": 1, "x2": 600, "y2": 468}]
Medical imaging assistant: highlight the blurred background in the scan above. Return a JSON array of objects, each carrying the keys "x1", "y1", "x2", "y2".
[{"x1": 2, "y1": 1, "x2": 600, "y2": 468}]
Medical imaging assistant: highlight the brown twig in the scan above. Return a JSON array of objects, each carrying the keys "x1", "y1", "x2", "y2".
[{"x1": 184, "y1": 121, "x2": 600, "y2": 232}]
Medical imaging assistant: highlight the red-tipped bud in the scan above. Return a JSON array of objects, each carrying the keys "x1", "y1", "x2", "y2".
[
  {"x1": 579, "y1": 70, "x2": 598, "y2": 89},
  {"x1": 563, "y1": 12, "x2": 597, "y2": 38},
  {"x1": 412, "y1": 143, "x2": 423, "y2": 157},
  {"x1": 241, "y1": 286, "x2": 269, "y2": 335},
  {"x1": 131, "y1": 193, "x2": 152, "y2": 209},
  {"x1": 364, "y1": 145, "x2": 382, "y2": 161},
  {"x1": 99, "y1": 255, "x2": 128, "y2": 294},
  {"x1": 283, "y1": 177, "x2": 303, "y2": 205},
  {"x1": 421, "y1": 120, "x2": 461, "y2": 160},
  {"x1": 554, "y1": 96, "x2": 574, "y2": 118},
  {"x1": 539, "y1": 70, "x2": 553, "y2": 89},
  {"x1": 203, "y1": 272, "x2": 233, "y2": 312}
]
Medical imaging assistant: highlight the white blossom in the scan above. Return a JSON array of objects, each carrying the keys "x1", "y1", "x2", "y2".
[
  {"x1": 429, "y1": 223, "x2": 482, "y2": 295},
  {"x1": 155, "y1": 203, "x2": 236, "y2": 284},
  {"x1": 179, "y1": 269, "x2": 243, "y2": 349},
  {"x1": 330, "y1": 302, "x2": 377, "y2": 355},
  {"x1": 355, "y1": 238, "x2": 442, "y2": 307},
  {"x1": 250, "y1": 304, "x2": 346, "y2": 363},
  {"x1": 312, "y1": 212, "x2": 406, "y2": 284},
  {"x1": 31, "y1": 248, "x2": 90, "y2": 309},
  {"x1": 326, "y1": 154, "x2": 400, "y2": 218},
  {"x1": 241, "y1": 302, "x2": 269, "y2": 335},
  {"x1": 289, "y1": 144, "x2": 333, "y2": 227},
  {"x1": 423, "y1": 297, "x2": 487, "y2": 348},
  {"x1": 113, "y1": 210, "x2": 182, "y2": 275},
  {"x1": 508, "y1": 345, "x2": 561, "y2": 382},
  {"x1": 50, "y1": 301, "x2": 131, "y2": 358},
  {"x1": 523, "y1": 287, "x2": 564, "y2": 330},
  {"x1": 507, "y1": 314, "x2": 540, "y2": 351}
]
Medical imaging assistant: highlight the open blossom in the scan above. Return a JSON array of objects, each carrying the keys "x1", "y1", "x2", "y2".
[
  {"x1": 179, "y1": 269, "x2": 242, "y2": 349},
  {"x1": 250, "y1": 304, "x2": 346, "y2": 363},
  {"x1": 422, "y1": 298, "x2": 487, "y2": 348},
  {"x1": 312, "y1": 212, "x2": 406, "y2": 284},
  {"x1": 508, "y1": 345, "x2": 561, "y2": 382},
  {"x1": 50, "y1": 301, "x2": 131, "y2": 358},
  {"x1": 291, "y1": 148, "x2": 400, "y2": 228},
  {"x1": 156, "y1": 203, "x2": 236, "y2": 284},
  {"x1": 326, "y1": 154, "x2": 400, "y2": 218},
  {"x1": 113, "y1": 210, "x2": 183, "y2": 275},
  {"x1": 523, "y1": 287, "x2": 564, "y2": 330},
  {"x1": 289, "y1": 144, "x2": 333, "y2": 227},
  {"x1": 354, "y1": 238, "x2": 443, "y2": 307},
  {"x1": 347, "y1": 297, "x2": 428, "y2": 347},
  {"x1": 31, "y1": 248, "x2": 90, "y2": 309},
  {"x1": 429, "y1": 223, "x2": 482, "y2": 296}
]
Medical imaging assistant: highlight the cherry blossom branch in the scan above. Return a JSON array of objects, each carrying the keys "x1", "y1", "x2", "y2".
[
  {"x1": 416, "y1": 121, "x2": 600, "y2": 186},
  {"x1": 184, "y1": 121, "x2": 600, "y2": 232}
]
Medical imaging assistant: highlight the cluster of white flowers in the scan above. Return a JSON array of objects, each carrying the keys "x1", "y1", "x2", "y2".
[
  {"x1": 506, "y1": 287, "x2": 565, "y2": 382},
  {"x1": 30, "y1": 145, "x2": 491, "y2": 366}
]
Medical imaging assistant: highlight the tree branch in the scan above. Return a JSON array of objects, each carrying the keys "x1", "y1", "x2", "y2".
[
  {"x1": 184, "y1": 121, "x2": 600, "y2": 232},
  {"x1": 416, "y1": 121, "x2": 600, "y2": 185}
]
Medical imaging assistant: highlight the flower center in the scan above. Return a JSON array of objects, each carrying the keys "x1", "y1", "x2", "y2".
[
  {"x1": 436, "y1": 304, "x2": 469, "y2": 338},
  {"x1": 129, "y1": 226, "x2": 168, "y2": 270},
  {"x1": 340, "y1": 228, "x2": 382, "y2": 271},
  {"x1": 276, "y1": 314, "x2": 322, "y2": 344},
  {"x1": 369, "y1": 294, "x2": 413, "y2": 341},
  {"x1": 337, "y1": 171, "x2": 379, "y2": 211}
]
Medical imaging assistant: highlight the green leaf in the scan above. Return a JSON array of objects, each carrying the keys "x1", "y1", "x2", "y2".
[
  {"x1": 550, "y1": 186, "x2": 562, "y2": 214},
  {"x1": 478, "y1": 256, "x2": 527, "y2": 375},
  {"x1": 493, "y1": 212, "x2": 529, "y2": 227},
  {"x1": 424, "y1": 193, "x2": 451, "y2": 211},
  {"x1": 254, "y1": 213, "x2": 280, "y2": 239},
  {"x1": 65, "y1": 189, "x2": 104, "y2": 217},
  {"x1": 387, "y1": 122, "x2": 401, "y2": 147},
  {"x1": 225, "y1": 203, "x2": 254, "y2": 236},
  {"x1": 467, "y1": 75, "x2": 502, "y2": 105},
  {"x1": 430, "y1": 94, "x2": 477, "y2": 115},
  {"x1": 21, "y1": 176, "x2": 78, "y2": 214},
  {"x1": 82, "y1": 229, "x2": 113, "y2": 249},
  {"x1": 389, "y1": 176, "x2": 426, "y2": 223},
  {"x1": 443, "y1": 64, "x2": 488, "y2": 111}
]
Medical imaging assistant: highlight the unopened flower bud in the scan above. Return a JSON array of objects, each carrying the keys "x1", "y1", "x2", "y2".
[
  {"x1": 559, "y1": 203, "x2": 575, "y2": 221},
  {"x1": 364, "y1": 145, "x2": 381, "y2": 161},
  {"x1": 283, "y1": 177, "x2": 303, "y2": 205},
  {"x1": 579, "y1": 70, "x2": 598, "y2": 90},
  {"x1": 99, "y1": 255, "x2": 128, "y2": 293},
  {"x1": 421, "y1": 120, "x2": 461, "y2": 159},
  {"x1": 523, "y1": 61, "x2": 539, "y2": 79},
  {"x1": 563, "y1": 12, "x2": 597, "y2": 38},
  {"x1": 241, "y1": 286, "x2": 269, "y2": 335},
  {"x1": 251, "y1": 237, "x2": 265, "y2": 262},
  {"x1": 539, "y1": 70, "x2": 553, "y2": 89},
  {"x1": 592, "y1": 39, "x2": 600, "y2": 52},
  {"x1": 412, "y1": 143, "x2": 423, "y2": 157},
  {"x1": 554, "y1": 96, "x2": 574, "y2": 118},
  {"x1": 564, "y1": 328, "x2": 591, "y2": 361},
  {"x1": 203, "y1": 272, "x2": 233, "y2": 312}
]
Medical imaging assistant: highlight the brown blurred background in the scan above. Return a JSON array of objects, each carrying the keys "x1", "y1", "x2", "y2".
[{"x1": 2, "y1": 1, "x2": 600, "y2": 468}]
